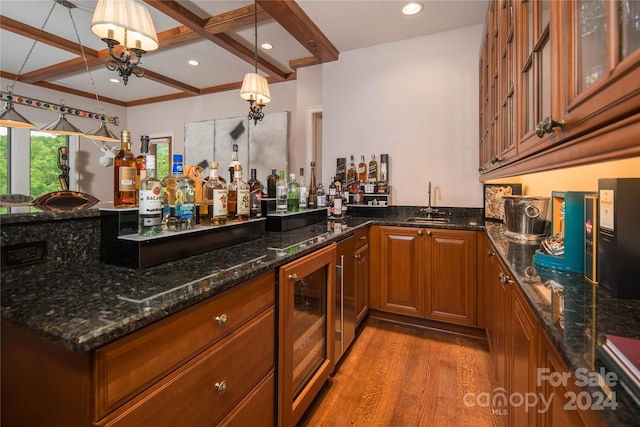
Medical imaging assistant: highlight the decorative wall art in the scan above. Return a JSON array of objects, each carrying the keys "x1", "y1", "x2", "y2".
[{"x1": 184, "y1": 112, "x2": 290, "y2": 185}]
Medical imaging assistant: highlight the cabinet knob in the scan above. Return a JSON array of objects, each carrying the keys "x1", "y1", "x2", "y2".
[
  {"x1": 360, "y1": 235, "x2": 367, "y2": 241},
  {"x1": 498, "y1": 271, "x2": 512, "y2": 287},
  {"x1": 355, "y1": 254, "x2": 362, "y2": 259},
  {"x1": 214, "y1": 380, "x2": 227, "y2": 395},
  {"x1": 288, "y1": 273, "x2": 298, "y2": 281},
  {"x1": 487, "y1": 250, "x2": 495, "y2": 257},
  {"x1": 535, "y1": 116, "x2": 564, "y2": 138},
  {"x1": 214, "y1": 313, "x2": 228, "y2": 326},
  {"x1": 426, "y1": 230, "x2": 432, "y2": 236},
  {"x1": 490, "y1": 156, "x2": 502, "y2": 164},
  {"x1": 418, "y1": 230, "x2": 423, "y2": 236}
]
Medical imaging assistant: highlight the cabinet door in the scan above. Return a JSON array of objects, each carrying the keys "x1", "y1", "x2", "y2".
[
  {"x1": 379, "y1": 226, "x2": 425, "y2": 318},
  {"x1": 509, "y1": 286, "x2": 539, "y2": 427},
  {"x1": 558, "y1": 0, "x2": 640, "y2": 141},
  {"x1": 480, "y1": 234, "x2": 499, "y2": 365},
  {"x1": 354, "y1": 243, "x2": 369, "y2": 327},
  {"x1": 425, "y1": 230, "x2": 477, "y2": 327}
]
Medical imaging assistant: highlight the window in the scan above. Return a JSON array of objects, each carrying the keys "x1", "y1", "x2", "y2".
[
  {"x1": 30, "y1": 131, "x2": 69, "y2": 198},
  {"x1": 0, "y1": 127, "x2": 8, "y2": 195},
  {"x1": 150, "y1": 135, "x2": 172, "y2": 179}
]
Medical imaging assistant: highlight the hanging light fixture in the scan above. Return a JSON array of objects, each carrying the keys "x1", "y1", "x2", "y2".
[
  {"x1": 240, "y1": 0, "x2": 271, "y2": 125},
  {"x1": 91, "y1": 0, "x2": 159, "y2": 85},
  {"x1": 1, "y1": 0, "x2": 120, "y2": 141},
  {"x1": 0, "y1": 89, "x2": 36, "y2": 129}
]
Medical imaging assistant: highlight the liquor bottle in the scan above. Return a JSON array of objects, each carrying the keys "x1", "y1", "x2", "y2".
[
  {"x1": 267, "y1": 167, "x2": 279, "y2": 198},
  {"x1": 341, "y1": 182, "x2": 349, "y2": 217},
  {"x1": 347, "y1": 155, "x2": 356, "y2": 191},
  {"x1": 287, "y1": 173, "x2": 300, "y2": 212},
  {"x1": 308, "y1": 161, "x2": 318, "y2": 209},
  {"x1": 206, "y1": 161, "x2": 228, "y2": 225},
  {"x1": 275, "y1": 170, "x2": 288, "y2": 214},
  {"x1": 114, "y1": 130, "x2": 137, "y2": 207},
  {"x1": 357, "y1": 155, "x2": 367, "y2": 183},
  {"x1": 138, "y1": 152, "x2": 163, "y2": 236},
  {"x1": 200, "y1": 161, "x2": 217, "y2": 225},
  {"x1": 135, "y1": 135, "x2": 150, "y2": 198},
  {"x1": 332, "y1": 180, "x2": 344, "y2": 218},
  {"x1": 368, "y1": 153, "x2": 378, "y2": 183},
  {"x1": 228, "y1": 143, "x2": 241, "y2": 183},
  {"x1": 228, "y1": 164, "x2": 250, "y2": 221},
  {"x1": 298, "y1": 167, "x2": 307, "y2": 210},
  {"x1": 161, "y1": 154, "x2": 196, "y2": 230},
  {"x1": 316, "y1": 183, "x2": 326, "y2": 208},
  {"x1": 248, "y1": 168, "x2": 263, "y2": 218}
]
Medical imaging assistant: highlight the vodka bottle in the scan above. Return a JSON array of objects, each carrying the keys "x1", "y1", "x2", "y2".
[
  {"x1": 298, "y1": 167, "x2": 307, "y2": 210},
  {"x1": 138, "y1": 153, "x2": 163, "y2": 236},
  {"x1": 276, "y1": 170, "x2": 288, "y2": 214},
  {"x1": 248, "y1": 168, "x2": 263, "y2": 218},
  {"x1": 267, "y1": 167, "x2": 279, "y2": 198},
  {"x1": 228, "y1": 164, "x2": 250, "y2": 221},
  {"x1": 287, "y1": 173, "x2": 300, "y2": 212},
  {"x1": 308, "y1": 161, "x2": 318, "y2": 209},
  {"x1": 161, "y1": 154, "x2": 196, "y2": 230},
  {"x1": 113, "y1": 130, "x2": 137, "y2": 207}
]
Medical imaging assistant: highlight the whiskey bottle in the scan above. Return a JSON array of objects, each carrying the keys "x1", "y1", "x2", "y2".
[
  {"x1": 161, "y1": 154, "x2": 196, "y2": 230},
  {"x1": 357, "y1": 155, "x2": 367, "y2": 183},
  {"x1": 287, "y1": 173, "x2": 300, "y2": 213},
  {"x1": 138, "y1": 153, "x2": 163, "y2": 236},
  {"x1": 228, "y1": 164, "x2": 250, "y2": 221},
  {"x1": 307, "y1": 161, "x2": 318, "y2": 209},
  {"x1": 228, "y1": 143, "x2": 241, "y2": 183},
  {"x1": 200, "y1": 161, "x2": 217, "y2": 225},
  {"x1": 347, "y1": 155, "x2": 356, "y2": 191},
  {"x1": 248, "y1": 168, "x2": 263, "y2": 218},
  {"x1": 135, "y1": 135, "x2": 150, "y2": 198},
  {"x1": 316, "y1": 183, "x2": 326, "y2": 208},
  {"x1": 368, "y1": 153, "x2": 378, "y2": 183},
  {"x1": 275, "y1": 170, "x2": 288, "y2": 214},
  {"x1": 298, "y1": 167, "x2": 307, "y2": 210},
  {"x1": 114, "y1": 130, "x2": 137, "y2": 207},
  {"x1": 208, "y1": 161, "x2": 228, "y2": 225},
  {"x1": 267, "y1": 167, "x2": 279, "y2": 198}
]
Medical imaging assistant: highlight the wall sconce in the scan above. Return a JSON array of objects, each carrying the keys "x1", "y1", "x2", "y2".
[
  {"x1": 240, "y1": 0, "x2": 271, "y2": 125},
  {"x1": 91, "y1": 0, "x2": 159, "y2": 85}
]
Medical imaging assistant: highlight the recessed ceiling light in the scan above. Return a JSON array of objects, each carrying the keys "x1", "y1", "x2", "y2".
[
  {"x1": 110, "y1": 78, "x2": 120, "y2": 83},
  {"x1": 188, "y1": 60, "x2": 199, "y2": 66},
  {"x1": 261, "y1": 42, "x2": 273, "y2": 50},
  {"x1": 402, "y1": 2, "x2": 423, "y2": 16}
]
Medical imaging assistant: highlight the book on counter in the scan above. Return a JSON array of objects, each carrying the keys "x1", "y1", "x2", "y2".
[{"x1": 597, "y1": 334, "x2": 640, "y2": 407}]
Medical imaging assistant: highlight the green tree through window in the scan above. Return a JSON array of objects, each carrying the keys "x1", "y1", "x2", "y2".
[
  {"x1": 0, "y1": 127, "x2": 7, "y2": 195},
  {"x1": 30, "y1": 132, "x2": 68, "y2": 198}
]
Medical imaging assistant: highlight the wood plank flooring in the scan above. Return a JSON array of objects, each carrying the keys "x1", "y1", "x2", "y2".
[{"x1": 297, "y1": 317, "x2": 496, "y2": 427}]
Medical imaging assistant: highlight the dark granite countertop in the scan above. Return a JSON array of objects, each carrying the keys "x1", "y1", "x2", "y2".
[
  {"x1": 2, "y1": 207, "x2": 637, "y2": 424},
  {"x1": 485, "y1": 222, "x2": 640, "y2": 426}
]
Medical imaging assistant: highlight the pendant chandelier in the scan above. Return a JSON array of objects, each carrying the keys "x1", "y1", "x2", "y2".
[
  {"x1": 0, "y1": 0, "x2": 119, "y2": 141},
  {"x1": 240, "y1": 0, "x2": 271, "y2": 125},
  {"x1": 91, "y1": 0, "x2": 159, "y2": 85}
]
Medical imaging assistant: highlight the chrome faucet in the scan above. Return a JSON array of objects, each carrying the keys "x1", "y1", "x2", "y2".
[{"x1": 420, "y1": 181, "x2": 438, "y2": 218}]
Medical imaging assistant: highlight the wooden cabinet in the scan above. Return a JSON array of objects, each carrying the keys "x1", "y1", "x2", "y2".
[
  {"x1": 1, "y1": 271, "x2": 276, "y2": 427},
  {"x1": 373, "y1": 226, "x2": 477, "y2": 327},
  {"x1": 354, "y1": 227, "x2": 369, "y2": 327},
  {"x1": 479, "y1": 0, "x2": 640, "y2": 179}
]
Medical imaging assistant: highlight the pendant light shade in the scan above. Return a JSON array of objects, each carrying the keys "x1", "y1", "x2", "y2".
[
  {"x1": 41, "y1": 112, "x2": 84, "y2": 136},
  {"x1": 240, "y1": 73, "x2": 272, "y2": 105},
  {"x1": 91, "y1": 0, "x2": 158, "y2": 52},
  {"x1": 85, "y1": 121, "x2": 119, "y2": 142},
  {"x1": 0, "y1": 101, "x2": 36, "y2": 129}
]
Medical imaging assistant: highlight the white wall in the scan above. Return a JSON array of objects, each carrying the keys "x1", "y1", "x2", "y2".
[{"x1": 322, "y1": 24, "x2": 484, "y2": 207}]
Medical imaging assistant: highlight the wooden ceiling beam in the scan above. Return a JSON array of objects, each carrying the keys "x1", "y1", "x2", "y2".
[
  {"x1": 145, "y1": 0, "x2": 290, "y2": 81},
  {"x1": 142, "y1": 69, "x2": 200, "y2": 95},
  {"x1": 257, "y1": 0, "x2": 339, "y2": 63}
]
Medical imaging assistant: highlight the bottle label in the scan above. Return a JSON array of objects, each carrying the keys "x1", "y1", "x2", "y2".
[
  {"x1": 119, "y1": 167, "x2": 137, "y2": 191},
  {"x1": 237, "y1": 189, "x2": 250, "y2": 215},
  {"x1": 139, "y1": 185, "x2": 163, "y2": 214},
  {"x1": 213, "y1": 189, "x2": 228, "y2": 216},
  {"x1": 175, "y1": 203, "x2": 194, "y2": 220}
]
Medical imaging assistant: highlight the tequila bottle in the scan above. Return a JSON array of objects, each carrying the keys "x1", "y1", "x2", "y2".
[{"x1": 161, "y1": 154, "x2": 196, "y2": 230}]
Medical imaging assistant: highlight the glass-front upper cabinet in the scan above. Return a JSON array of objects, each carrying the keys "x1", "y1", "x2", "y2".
[{"x1": 559, "y1": 0, "x2": 640, "y2": 140}]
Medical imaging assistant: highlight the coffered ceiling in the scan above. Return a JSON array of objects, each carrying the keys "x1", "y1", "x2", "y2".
[{"x1": 0, "y1": 0, "x2": 488, "y2": 107}]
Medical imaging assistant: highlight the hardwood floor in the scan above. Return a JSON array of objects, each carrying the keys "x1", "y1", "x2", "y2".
[{"x1": 297, "y1": 317, "x2": 496, "y2": 427}]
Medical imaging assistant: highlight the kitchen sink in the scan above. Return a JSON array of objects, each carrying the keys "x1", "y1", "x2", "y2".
[{"x1": 406, "y1": 217, "x2": 450, "y2": 224}]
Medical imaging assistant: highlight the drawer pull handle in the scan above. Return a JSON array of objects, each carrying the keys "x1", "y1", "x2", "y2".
[
  {"x1": 214, "y1": 380, "x2": 227, "y2": 395},
  {"x1": 360, "y1": 236, "x2": 367, "y2": 240},
  {"x1": 355, "y1": 254, "x2": 362, "y2": 259},
  {"x1": 288, "y1": 273, "x2": 298, "y2": 281},
  {"x1": 214, "y1": 314, "x2": 228, "y2": 326}
]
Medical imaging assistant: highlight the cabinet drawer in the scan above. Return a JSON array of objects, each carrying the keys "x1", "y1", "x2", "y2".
[
  {"x1": 96, "y1": 307, "x2": 275, "y2": 427},
  {"x1": 218, "y1": 369, "x2": 275, "y2": 427},
  {"x1": 354, "y1": 227, "x2": 369, "y2": 250},
  {"x1": 94, "y1": 271, "x2": 275, "y2": 418}
]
